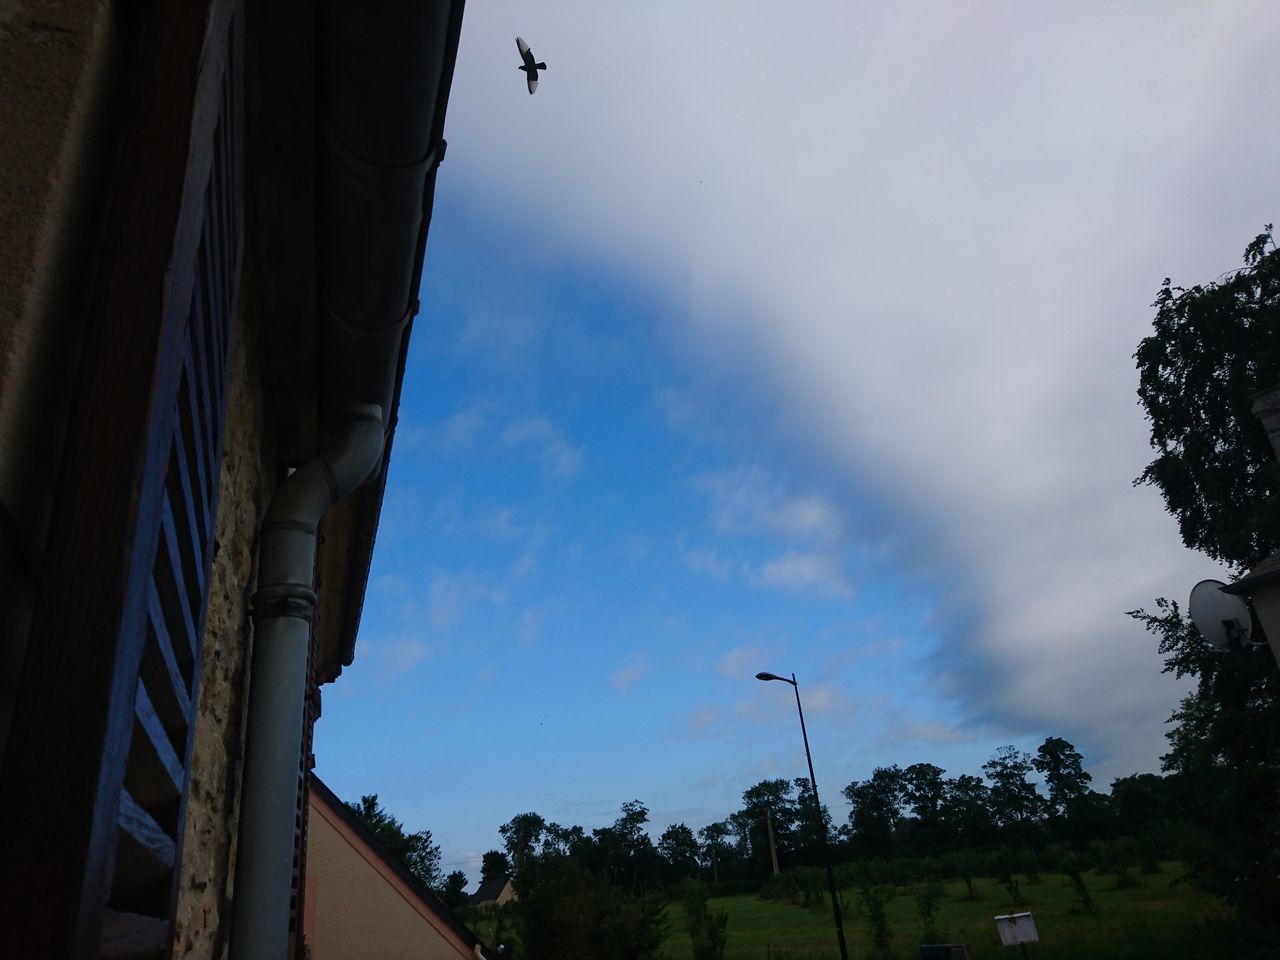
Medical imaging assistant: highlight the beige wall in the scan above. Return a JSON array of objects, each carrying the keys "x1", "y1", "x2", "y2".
[
  {"x1": 306, "y1": 795, "x2": 475, "y2": 960},
  {"x1": 170, "y1": 295, "x2": 274, "y2": 958}
]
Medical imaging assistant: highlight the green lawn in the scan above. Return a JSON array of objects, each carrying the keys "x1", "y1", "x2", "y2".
[
  {"x1": 462, "y1": 865, "x2": 1254, "y2": 960},
  {"x1": 664, "y1": 865, "x2": 1232, "y2": 960}
]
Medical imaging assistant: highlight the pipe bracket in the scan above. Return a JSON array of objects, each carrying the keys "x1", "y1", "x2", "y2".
[{"x1": 251, "y1": 583, "x2": 319, "y2": 622}]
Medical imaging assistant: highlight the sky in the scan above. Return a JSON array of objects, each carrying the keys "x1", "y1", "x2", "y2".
[{"x1": 314, "y1": 1, "x2": 1280, "y2": 886}]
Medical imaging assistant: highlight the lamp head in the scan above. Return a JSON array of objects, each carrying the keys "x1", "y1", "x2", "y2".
[{"x1": 756, "y1": 672, "x2": 782, "y2": 682}]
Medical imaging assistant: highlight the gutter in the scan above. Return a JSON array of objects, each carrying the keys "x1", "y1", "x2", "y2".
[{"x1": 230, "y1": 2, "x2": 466, "y2": 955}]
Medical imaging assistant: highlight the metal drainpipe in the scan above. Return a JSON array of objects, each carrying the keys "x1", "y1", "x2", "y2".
[{"x1": 230, "y1": 402, "x2": 384, "y2": 960}]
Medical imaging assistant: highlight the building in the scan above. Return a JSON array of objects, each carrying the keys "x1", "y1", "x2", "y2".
[
  {"x1": 0, "y1": 1, "x2": 466, "y2": 956},
  {"x1": 467, "y1": 875, "x2": 517, "y2": 911},
  {"x1": 305, "y1": 776, "x2": 486, "y2": 960}
]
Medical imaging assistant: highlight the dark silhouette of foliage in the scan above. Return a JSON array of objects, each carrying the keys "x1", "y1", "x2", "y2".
[
  {"x1": 1033, "y1": 737, "x2": 1092, "y2": 815},
  {"x1": 1134, "y1": 225, "x2": 1280, "y2": 571},
  {"x1": 481, "y1": 849, "x2": 512, "y2": 884},
  {"x1": 440, "y1": 870, "x2": 468, "y2": 908},
  {"x1": 346, "y1": 793, "x2": 443, "y2": 889}
]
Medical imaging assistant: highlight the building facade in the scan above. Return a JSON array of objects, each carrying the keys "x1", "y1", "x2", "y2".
[{"x1": 0, "y1": 1, "x2": 466, "y2": 957}]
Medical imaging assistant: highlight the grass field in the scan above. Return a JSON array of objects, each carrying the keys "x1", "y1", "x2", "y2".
[
  {"x1": 663, "y1": 864, "x2": 1228, "y2": 960},
  {"x1": 463, "y1": 864, "x2": 1266, "y2": 959}
]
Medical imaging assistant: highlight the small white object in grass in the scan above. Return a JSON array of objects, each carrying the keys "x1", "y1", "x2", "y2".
[{"x1": 993, "y1": 912, "x2": 1039, "y2": 946}]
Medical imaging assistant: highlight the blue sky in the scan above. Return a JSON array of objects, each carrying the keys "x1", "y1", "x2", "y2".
[{"x1": 315, "y1": 1, "x2": 1280, "y2": 885}]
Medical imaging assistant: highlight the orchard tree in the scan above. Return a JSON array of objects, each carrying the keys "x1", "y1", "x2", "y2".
[{"x1": 347, "y1": 794, "x2": 443, "y2": 889}]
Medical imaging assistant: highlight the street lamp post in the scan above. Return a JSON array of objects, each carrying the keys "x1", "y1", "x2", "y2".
[{"x1": 756, "y1": 671, "x2": 849, "y2": 960}]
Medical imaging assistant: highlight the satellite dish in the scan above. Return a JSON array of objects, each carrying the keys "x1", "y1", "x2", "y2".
[{"x1": 1188, "y1": 579, "x2": 1252, "y2": 651}]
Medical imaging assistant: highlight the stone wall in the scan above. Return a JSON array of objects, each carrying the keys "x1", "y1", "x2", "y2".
[{"x1": 171, "y1": 295, "x2": 274, "y2": 958}]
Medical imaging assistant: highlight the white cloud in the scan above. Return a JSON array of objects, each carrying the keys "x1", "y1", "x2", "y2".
[
  {"x1": 439, "y1": 0, "x2": 1280, "y2": 780},
  {"x1": 752, "y1": 550, "x2": 854, "y2": 600},
  {"x1": 680, "y1": 544, "x2": 732, "y2": 581},
  {"x1": 695, "y1": 466, "x2": 844, "y2": 544},
  {"x1": 609, "y1": 651, "x2": 649, "y2": 693},
  {"x1": 715, "y1": 644, "x2": 768, "y2": 680},
  {"x1": 427, "y1": 571, "x2": 505, "y2": 628},
  {"x1": 498, "y1": 414, "x2": 585, "y2": 478}
]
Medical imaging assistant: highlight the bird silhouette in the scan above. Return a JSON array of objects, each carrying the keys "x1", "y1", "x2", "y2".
[{"x1": 516, "y1": 37, "x2": 546, "y2": 95}]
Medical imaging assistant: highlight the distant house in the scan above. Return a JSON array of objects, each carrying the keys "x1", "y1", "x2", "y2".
[
  {"x1": 305, "y1": 775, "x2": 487, "y2": 960},
  {"x1": 467, "y1": 875, "x2": 517, "y2": 910}
]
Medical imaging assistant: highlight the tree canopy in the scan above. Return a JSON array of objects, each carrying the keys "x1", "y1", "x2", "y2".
[
  {"x1": 1134, "y1": 225, "x2": 1280, "y2": 571},
  {"x1": 346, "y1": 793, "x2": 443, "y2": 890}
]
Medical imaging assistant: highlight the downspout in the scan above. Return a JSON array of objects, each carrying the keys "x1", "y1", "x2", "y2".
[
  {"x1": 229, "y1": 403, "x2": 384, "y2": 960},
  {"x1": 229, "y1": 3, "x2": 464, "y2": 955}
]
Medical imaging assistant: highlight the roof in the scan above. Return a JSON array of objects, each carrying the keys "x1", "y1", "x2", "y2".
[
  {"x1": 468, "y1": 875, "x2": 512, "y2": 905},
  {"x1": 1220, "y1": 549, "x2": 1280, "y2": 595},
  {"x1": 244, "y1": 0, "x2": 468, "y2": 684},
  {"x1": 308, "y1": 774, "x2": 485, "y2": 955}
]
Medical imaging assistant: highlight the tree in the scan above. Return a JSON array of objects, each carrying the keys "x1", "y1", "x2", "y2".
[
  {"x1": 1131, "y1": 228, "x2": 1280, "y2": 924},
  {"x1": 1134, "y1": 225, "x2": 1280, "y2": 571},
  {"x1": 1032, "y1": 737, "x2": 1092, "y2": 816},
  {"x1": 347, "y1": 794, "x2": 443, "y2": 889},
  {"x1": 1130, "y1": 599, "x2": 1280, "y2": 922},
  {"x1": 982, "y1": 747, "x2": 1044, "y2": 835},
  {"x1": 737, "y1": 779, "x2": 801, "y2": 875},
  {"x1": 843, "y1": 766, "x2": 904, "y2": 856},
  {"x1": 657, "y1": 823, "x2": 700, "y2": 880},
  {"x1": 481, "y1": 849, "x2": 512, "y2": 884},
  {"x1": 499, "y1": 811, "x2": 548, "y2": 884},
  {"x1": 697, "y1": 820, "x2": 733, "y2": 883},
  {"x1": 789, "y1": 777, "x2": 834, "y2": 865},
  {"x1": 901, "y1": 763, "x2": 947, "y2": 826},
  {"x1": 939, "y1": 774, "x2": 993, "y2": 846},
  {"x1": 440, "y1": 870, "x2": 469, "y2": 909}
]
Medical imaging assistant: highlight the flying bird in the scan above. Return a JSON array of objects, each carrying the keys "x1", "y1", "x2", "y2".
[{"x1": 515, "y1": 37, "x2": 546, "y2": 94}]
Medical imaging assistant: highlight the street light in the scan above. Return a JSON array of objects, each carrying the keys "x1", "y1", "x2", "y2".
[{"x1": 756, "y1": 671, "x2": 849, "y2": 960}]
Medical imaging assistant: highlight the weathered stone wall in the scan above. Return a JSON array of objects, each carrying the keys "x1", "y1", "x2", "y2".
[{"x1": 171, "y1": 295, "x2": 274, "y2": 959}]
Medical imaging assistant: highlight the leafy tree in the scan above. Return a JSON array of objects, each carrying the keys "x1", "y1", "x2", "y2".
[
  {"x1": 347, "y1": 794, "x2": 443, "y2": 889},
  {"x1": 675, "y1": 878, "x2": 729, "y2": 960},
  {"x1": 939, "y1": 774, "x2": 993, "y2": 847},
  {"x1": 843, "y1": 766, "x2": 904, "y2": 856},
  {"x1": 658, "y1": 823, "x2": 701, "y2": 880},
  {"x1": 513, "y1": 855, "x2": 668, "y2": 960},
  {"x1": 440, "y1": 870, "x2": 469, "y2": 909},
  {"x1": 901, "y1": 763, "x2": 946, "y2": 826},
  {"x1": 1130, "y1": 599, "x2": 1280, "y2": 922},
  {"x1": 591, "y1": 800, "x2": 659, "y2": 891},
  {"x1": 1134, "y1": 225, "x2": 1280, "y2": 570},
  {"x1": 1032, "y1": 737, "x2": 1092, "y2": 816},
  {"x1": 789, "y1": 777, "x2": 835, "y2": 865},
  {"x1": 982, "y1": 746, "x2": 1044, "y2": 834},
  {"x1": 737, "y1": 779, "x2": 801, "y2": 875},
  {"x1": 696, "y1": 820, "x2": 732, "y2": 883},
  {"x1": 481, "y1": 849, "x2": 512, "y2": 884},
  {"x1": 500, "y1": 811, "x2": 548, "y2": 885},
  {"x1": 1130, "y1": 227, "x2": 1280, "y2": 925}
]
